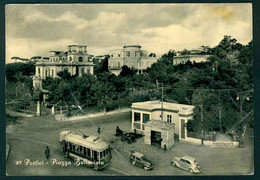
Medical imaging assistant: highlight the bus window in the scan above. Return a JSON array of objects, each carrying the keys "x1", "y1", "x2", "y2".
[
  {"x1": 83, "y1": 147, "x2": 86, "y2": 156},
  {"x1": 87, "y1": 148, "x2": 91, "y2": 157},
  {"x1": 93, "y1": 151, "x2": 98, "y2": 161},
  {"x1": 79, "y1": 146, "x2": 82, "y2": 153}
]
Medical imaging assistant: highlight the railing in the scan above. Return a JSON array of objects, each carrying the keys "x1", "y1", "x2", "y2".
[{"x1": 187, "y1": 131, "x2": 216, "y2": 141}]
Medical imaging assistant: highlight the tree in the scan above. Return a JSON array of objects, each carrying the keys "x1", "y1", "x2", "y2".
[
  {"x1": 91, "y1": 81, "x2": 116, "y2": 113},
  {"x1": 180, "y1": 49, "x2": 190, "y2": 55},
  {"x1": 94, "y1": 55, "x2": 109, "y2": 74},
  {"x1": 199, "y1": 45, "x2": 212, "y2": 55},
  {"x1": 57, "y1": 70, "x2": 73, "y2": 80},
  {"x1": 149, "y1": 53, "x2": 156, "y2": 57},
  {"x1": 6, "y1": 62, "x2": 35, "y2": 82},
  {"x1": 119, "y1": 65, "x2": 134, "y2": 77}
]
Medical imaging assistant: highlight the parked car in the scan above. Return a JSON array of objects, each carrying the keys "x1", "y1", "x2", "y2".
[
  {"x1": 130, "y1": 151, "x2": 154, "y2": 170},
  {"x1": 171, "y1": 155, "x2": 201, "y2": 174}
]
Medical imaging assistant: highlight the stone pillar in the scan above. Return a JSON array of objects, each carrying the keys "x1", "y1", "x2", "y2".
[
  {"x1": 60, "y1": 107, "x2": 63, "y2": 120},
  {"x1": 37, "y1": 101, "x2": 41, "y2": 116},
  {"x1": 52, "y1": 106, "x2": 55, "y2": 115}
]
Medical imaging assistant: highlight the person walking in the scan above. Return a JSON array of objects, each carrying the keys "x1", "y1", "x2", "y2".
[
  {"x1": 45, "y1": 146, "x2": 50, "y2": 160},
  {"x1": 97, "y1": 126, "x2": 101, "y2": 135}
]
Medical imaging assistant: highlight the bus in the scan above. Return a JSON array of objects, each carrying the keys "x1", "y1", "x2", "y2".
[{"x1": 59, "y1": 130, "x2": 112, "y2": 170}]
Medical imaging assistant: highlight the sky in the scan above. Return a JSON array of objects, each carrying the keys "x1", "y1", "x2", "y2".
[{"x1": 5, "y1": 3, "x2": 252, "y2": 64}]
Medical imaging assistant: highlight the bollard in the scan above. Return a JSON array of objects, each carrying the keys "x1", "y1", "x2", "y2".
[
  {"x1": 52, "y1": 106, "x2": 55, "y2": 115},
  {"x1": 37, "y1": 101, "x2": 41, "y2": 116}
]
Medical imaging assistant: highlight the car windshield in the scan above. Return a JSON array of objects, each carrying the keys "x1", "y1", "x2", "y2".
[{"x1": 142, "y1": 157, "x2": 149, "y2": 162}]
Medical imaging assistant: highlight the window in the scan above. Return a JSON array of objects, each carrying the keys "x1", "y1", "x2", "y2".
[
  {"x1": 87, "y1": 68, "x2": 90, "y2": 74},
  {"x1": 79, "y1": 57, "x2": 83, "y2": 62},
  {"x1": 167, "y1": 115, "x2": 172, "y2": 123},
  {"x1": 83, "y1": 147, "x2": 86, "y2": 156},
  {"x1": 38, "y1": 68, "x2": 40, "y2": 75},
  {"x1": 180, "y1": 159, "x2": 185, "y2": 163},
  {"x1": 186, "y1": 160, "x2": 191, "y2": 164},
  {"x1": 118, "y1": 54, "x2": 120, "y2": 57},
  {"x1": 118, "y1": 62, "x2": 120, "y2": 67},
  {"x1": 93, "y1": 151, "x2": 98, "y2": 161},
  {"x1": 52, "y1": 70, "x2": 54, "y2": 77},
  {"x1": 143, "y1": 114, "x2": 150, "y2": 123},
  {"x1": 87, "y1": 148, "x2": 91, "y2": 157},
  {"x1": 126, "y1": 51, "x2": 130, "y2": 57},
  {"x1": 134, "y1": 112, "x2": 140, "y2": 122},
  {"x1": 69, "y1": 57, "x2": 72, "y2": 61},
  {"x1": 111, "y1": 54, "x2": 113, "y2": 57}
]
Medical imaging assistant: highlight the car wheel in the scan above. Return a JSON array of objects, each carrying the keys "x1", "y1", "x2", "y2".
[
  {"x1": 132, "y1": 161, "x2": 136, "y2": 165},
  {"x1": 188, "y1": 168, "x2": 193, "y2": 174},
  {"x1": 171, "y1": 162, "x2": 176, "y2": 167},
  {"x1": 144, "y1": 166, "x2": 149, "y2": 171}
]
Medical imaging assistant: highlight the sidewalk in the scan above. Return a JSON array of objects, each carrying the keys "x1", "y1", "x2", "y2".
[
  {"x1": 6, "y1": 108, "x2": 35, "y2": 118},
  {"x1": 54, "y1": 108, "x2": 131, "y2": 121}
]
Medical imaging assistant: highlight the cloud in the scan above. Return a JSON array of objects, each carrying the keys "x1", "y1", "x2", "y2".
[{"x1": 5, "y1": 3, "x2": 252, "y2": 64}]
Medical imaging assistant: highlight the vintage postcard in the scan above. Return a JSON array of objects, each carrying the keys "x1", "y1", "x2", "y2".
[{"x1": 5, "y1": 3, "x2": 253, "y2": 176}]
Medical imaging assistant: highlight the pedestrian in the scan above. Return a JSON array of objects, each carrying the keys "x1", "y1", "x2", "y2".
[
  {"x1": 163, "y1": 144, "x2": 167, "y2": 151},
  {"x1": 45, "y1": 146, "x2": 50, "y2": 160},
  {"x1": 97, "y1": 125, "x2": 101, "y2": 135}
]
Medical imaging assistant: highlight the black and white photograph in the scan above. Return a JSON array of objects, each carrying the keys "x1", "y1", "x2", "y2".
[{"x1": 5, "y1": 3, "x2": 254, "y2": 176}]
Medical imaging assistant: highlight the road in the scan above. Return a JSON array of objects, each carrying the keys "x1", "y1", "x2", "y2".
[{"x1": 6, "y1": 111, "x2": 254, "y2": 176}]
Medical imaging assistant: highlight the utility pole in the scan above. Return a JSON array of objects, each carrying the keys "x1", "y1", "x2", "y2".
[
  {"x1": 218, "y1": 91, "x2": 222, "y2": 132},
  {"x1": 161, "y1": 83, "x2": 164, "y2": 122},
  {"x1": 200, "y1": 104, "x2": 204, "y2": 147}
]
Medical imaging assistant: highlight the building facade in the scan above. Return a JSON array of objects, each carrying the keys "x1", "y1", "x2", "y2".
[
  {"x1": 108, "y1": 45, "x2": 158, "y2": 76},
  {"x1": 173, "y1": 54, "x2": 211, "y2": 65},
  {"x1": 33, "y1": 45, "x2": 94, "y2": 90},
  {"x1": 131, "y1": 100, "x2": 194, "y2": 145}
]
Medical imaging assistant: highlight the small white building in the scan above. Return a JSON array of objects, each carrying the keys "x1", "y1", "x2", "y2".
[
  {"x1": 173, "y1": 55, "x2": 211, "y2": 65},
  {"x1": 131, "y1": 100, "x2": 194, "y2": 148}
]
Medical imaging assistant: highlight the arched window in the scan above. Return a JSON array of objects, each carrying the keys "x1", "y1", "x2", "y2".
[
  {"x1": 69, "y1": 57, "x2": 72, "y2": 61},
  {"x1": 78, "y1": 57, "x2": 83, "y2": 62}
]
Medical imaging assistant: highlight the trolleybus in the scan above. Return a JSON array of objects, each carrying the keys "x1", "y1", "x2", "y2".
[{"x1": 59, "y1": 130, "x2": 112, "y2": 170}]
